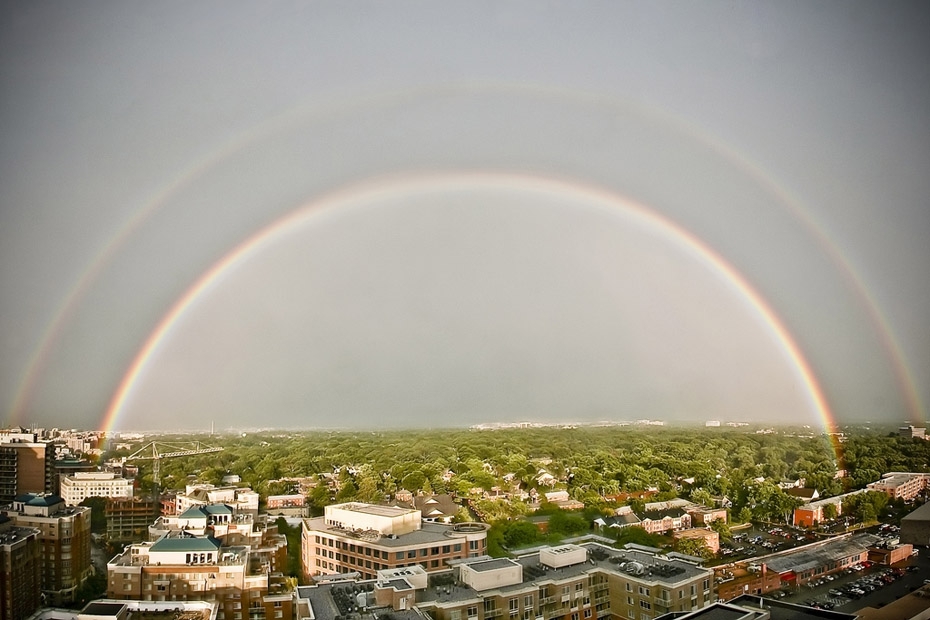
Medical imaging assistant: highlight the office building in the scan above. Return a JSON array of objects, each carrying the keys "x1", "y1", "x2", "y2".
[
  {"x1": 302, "y1": 502, "x2": 489, "y2": 582},
  {"x1": 60, "y1": 471, "x2": 134, "y2": 506}
]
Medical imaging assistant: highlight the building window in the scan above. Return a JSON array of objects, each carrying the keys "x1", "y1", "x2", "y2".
[
  {"x1": 584, "y1": 610, "x2": 592, "y2": 619},
  {"x1": 467, "y1": 607, "x2": 478, "y2": 619},
  {"x1": 510, "y1": 598, "x2": 519, "y2": 612},
  {"x1": 524, "y1": 595, "x2": 533, "y2": 608}
]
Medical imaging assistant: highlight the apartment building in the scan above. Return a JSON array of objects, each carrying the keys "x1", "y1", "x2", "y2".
[
  {"x1": 2, "y1": 493, "x2": 92, "y2": 605},
  {"x1": 60, "y1": 471, "x2": 134, "y2": 505},
  {"x1": 301, "y1": 502, "x2": 488, "y2": 582},
  {"x1": 0, "y1": 435, "x2": 53, "y2": 503},
  {"x1": 0, "y1": 515, "x2": 42, "y2": 620},
  {"x1": 374, "y1": 542, "x2": 714, "y2": 620},
  {"x1": 867, "y1": 472, "x2": 930, "y2": 501},
  {"x1": 638, "y1": 509, "x2": 692, "y2": 535},
  {"x1": 107, "y1": 509, "x2": 292, "y2": 619}
]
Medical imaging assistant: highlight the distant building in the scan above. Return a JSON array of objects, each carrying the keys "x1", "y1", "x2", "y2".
[
  {"x1": 638, "y1": 508, "x2": 692, "y2": 534},
  {"x1": 0, "y1": 515, "x2": 42, "y2": 620},
  {"x1": 393, "y1": 494, "x2": 459, "y2": 523},
  {"x1": 266, "y1": 493, "x2": 309, "y2": 517},
  {"x1": 174, "y1": 483, "x2": 259, "y2": 516},
  {"x1": 705, "y1": 420, "x2": 720, "y2": 427},
  {"x1": 867, "y1": 472, "x2": 930, "y2": 501},
  {"x1": 686, "y1": 505, "x2": 727, "y2": 526},
  {"x1": 60, "y1": 471, "x2": 134, "y2": 506},
  {"x1": 2, "y1": 493, "x2": 91, "y2": 605},
  {"x1": 899, "y1": 425, "x2": 927, "y2": 440},
  {"x1": 301, "y1": 502, "x2": 488, "y2": 581},
  {"x1": 673, "y1": 527, "x2": 720, "y2": 554}
]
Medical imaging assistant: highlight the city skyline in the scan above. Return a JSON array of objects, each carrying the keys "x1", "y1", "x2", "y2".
[{"x1": 1, "y1": 2, "x2": 928, "y2": 432}]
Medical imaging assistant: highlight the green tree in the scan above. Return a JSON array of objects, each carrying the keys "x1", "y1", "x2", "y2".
[{"x1": 503, "y1": 521, "x2": 540, "y2": 548}]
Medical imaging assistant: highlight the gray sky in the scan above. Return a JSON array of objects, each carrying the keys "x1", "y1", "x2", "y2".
[{"x1": 1, "y1": 2, "x2": 928, "y2": 432}]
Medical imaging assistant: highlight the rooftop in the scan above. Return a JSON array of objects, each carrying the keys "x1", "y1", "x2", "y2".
[
  {"x1": 305, "y1": 517, "x2": 483, "y2": 546},
  {"x1": 764, "y1": 534, "x2": 879, "y2": 575},
  {"x1": 418, "y1": 542, "x2": 709, "y2": 605},
  {"x1": 335, "y1": 503, "x2": 419, "y2": 518},
  {"x1": 150, "y1": 535, "x2": 221, "y2": 553}
]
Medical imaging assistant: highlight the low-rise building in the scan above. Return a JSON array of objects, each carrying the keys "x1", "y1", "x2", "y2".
[
  {"x1": 867, "y1": 472, "x2": 930, "y2": 501},
  {"x1": 639, "y1": 509, "x2": 691, "y2": 535},
  {"x1": 301, "y1": 502, "x2": 488, "y2": 581},
  {"x1": 763, "y1": 533, "x2": 877, "y2": 588},
  {"x1": 714, "y1": 564, "x2": 782, "y2": 601},
  {"x1": 266, "y1": 494, "x2": 309, "y2": 518},
  {"x1": 685, "y1": 506, "x2": 727, "y2": 526},
  {"x1": 673, "y1": 528, "x2": 720, "y2": 554},
  {"x1": 2, "y1": 493, "x2": 92, "y2": 605},
  {"x1": 60, "y1": 472, "x2": 134, "y2": 506}
]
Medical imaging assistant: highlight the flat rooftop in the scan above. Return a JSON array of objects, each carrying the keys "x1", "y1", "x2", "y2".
[
  {"x1": 306, "y1": 518, "x2": 473, "y2": 546},
  {"x1": 418, "y1": 542, "x2": 710, "y2": 605},
  {"x1": 765, "y1": 534, "x2": 879, "y2": 574},
  {"x1": 467, "y1": 558, "x2": 519, "y2": 572},
  {"x1": 337, "y1": 503, "x2": 418, "y2": 517}
]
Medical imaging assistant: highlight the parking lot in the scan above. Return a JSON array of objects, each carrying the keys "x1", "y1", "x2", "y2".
[{"x1": 774, "y1": 548, "x2": 930, "y2": 612}]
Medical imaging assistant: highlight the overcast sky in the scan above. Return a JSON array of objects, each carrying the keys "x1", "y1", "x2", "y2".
[{"x1": 1, "y1": 2, "x2": 928, "y2": 432}]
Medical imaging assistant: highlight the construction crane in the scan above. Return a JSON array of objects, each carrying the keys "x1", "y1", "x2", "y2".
[{"x1": 125, "y1": 440, "x2": 224, "y2": 485}]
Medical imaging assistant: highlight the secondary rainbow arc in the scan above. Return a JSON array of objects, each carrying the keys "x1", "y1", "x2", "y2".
[{"x1": 9, "y1": 82, "x2": 920, "y2": 431}]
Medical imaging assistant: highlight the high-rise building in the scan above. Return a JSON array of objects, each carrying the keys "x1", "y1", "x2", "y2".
[
  {"x1": 0, "y1": 515, "x2": 42, "y2": 620},
  {"x1": 0, "y1": 435, "x2": 53, "y2": 503},
  {"x1": 2, "y1": 493, "x2": 92, "y2": 605}
]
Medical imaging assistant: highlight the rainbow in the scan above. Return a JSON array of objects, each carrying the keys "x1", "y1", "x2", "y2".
[
  {"x1": 100, "y1": 171, "x2": 840, "y2": 454},
  {"x1": 10, "y1": 82, "x2": 919, "y2": 434}
]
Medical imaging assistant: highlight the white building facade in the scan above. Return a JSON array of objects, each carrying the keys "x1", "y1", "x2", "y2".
[{"x1": 60, "y1": 472, "x2": 133, "y2": 506}]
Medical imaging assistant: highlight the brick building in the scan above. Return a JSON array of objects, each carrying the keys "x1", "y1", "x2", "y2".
[{"x1": 2, "y1": 493, "x2": 92, "y2": 605}]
